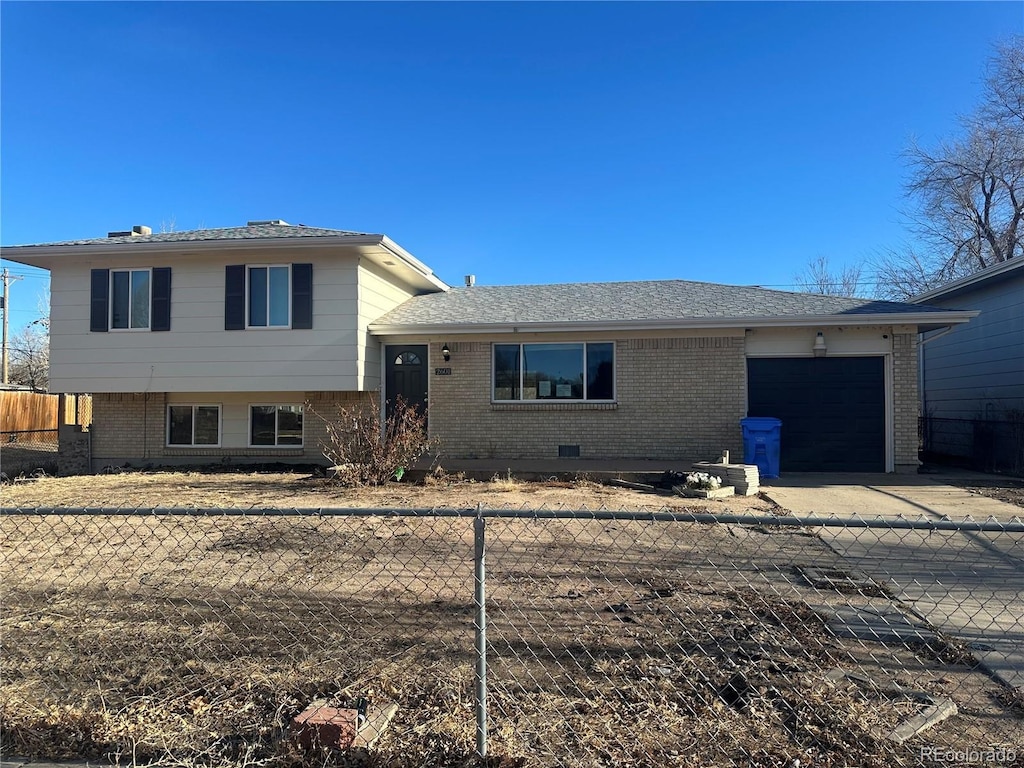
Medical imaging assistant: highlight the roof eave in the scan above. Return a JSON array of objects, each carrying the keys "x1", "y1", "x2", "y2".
[
  {"x1": 1, "y1": 233, "x2": 392, "y2": 266},
  {"x1": 369, "y1": 311, "x2": 979, "y2": 336},
  {"x1": 379, "y1": 237, "x2": 450, "y2": 292},
  {"x1": 911, "y1": 258, "x2": 1024, "y2": 303}
]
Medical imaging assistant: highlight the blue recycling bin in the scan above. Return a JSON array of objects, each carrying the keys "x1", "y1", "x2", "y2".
[{"x1": 740, "y1": 416, "x2": 782, "y2": 479}]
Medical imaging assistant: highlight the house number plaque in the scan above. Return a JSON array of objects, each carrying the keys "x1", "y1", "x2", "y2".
[{"x1": 434, "y1": 367, "x2": 452, "y2": 376}]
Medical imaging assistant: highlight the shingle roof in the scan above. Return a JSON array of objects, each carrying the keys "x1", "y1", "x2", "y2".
[
  {"x1": 371, "y1": 279, "x2": 957, "y2": 329},
  {"x1": 6, "y1": 222, "x2": 374, "y2": 248}
]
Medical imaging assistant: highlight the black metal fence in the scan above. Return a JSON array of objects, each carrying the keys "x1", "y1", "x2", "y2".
[
  {"x1": 2, "y1": 505, "x2": 1022, "y2": 767},
  {"x1": 0, "y1": 429, "x2": 59, "y2": 478},
  {"x1": 920, "y1": 416, "x2": 1024, "y2": 476}
]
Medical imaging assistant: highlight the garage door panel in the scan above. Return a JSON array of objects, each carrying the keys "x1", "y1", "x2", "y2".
[{"x1": 747, "y1": 357, "x2": 884, "y2": 472}]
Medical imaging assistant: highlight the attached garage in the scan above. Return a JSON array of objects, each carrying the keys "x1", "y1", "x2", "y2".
[{"x1": 747, "y1": 357, "x2": 886, "y2": 472}]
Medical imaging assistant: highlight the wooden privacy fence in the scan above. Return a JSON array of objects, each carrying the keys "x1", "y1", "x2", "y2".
[{"x1": 0, "y1": 391, "x2": 92, "y2": 433}]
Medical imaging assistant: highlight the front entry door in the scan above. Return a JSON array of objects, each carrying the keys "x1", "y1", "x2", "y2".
[{"x1": 385, "y1": 345, "x2": 428, "y2": 427}]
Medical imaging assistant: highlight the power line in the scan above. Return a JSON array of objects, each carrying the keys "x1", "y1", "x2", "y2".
[{"x1": 2, "y1": 273, "x2": 50, "y2": 282}]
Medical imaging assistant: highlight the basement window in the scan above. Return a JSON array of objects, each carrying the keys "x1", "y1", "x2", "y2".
[
  {"x1": 250, "y1": 404, "x2": 304, "y2": 447},
  {"x1": 167, "y1": 405, "x2": 221, "y2": 446}
]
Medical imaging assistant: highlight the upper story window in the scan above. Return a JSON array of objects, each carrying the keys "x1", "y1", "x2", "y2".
[
  {"x1": 225, "y1": 263, "x2": 312, "y2": 331},
  {"x1": 111, "y1": 269, "x2": 150, "y2": 330},
  {"x1": 493, "y1": 342, "x2": 615, "y2": 402},
  {"x1": 90, "y1": 268, "x2": 171, "y2": 333},
  {"x1": 248, "y1": 265, "x2": 290, "y2": 327}
]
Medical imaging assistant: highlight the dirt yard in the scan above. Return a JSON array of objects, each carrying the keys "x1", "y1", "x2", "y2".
[
  {"x1": 0, "y1": 468, "x2": 777, "y2": 513},
  {"x1": 951, "y1": 477, "x2": 1024, "y2": 509},
  {"x1": 2, "y1": 471, "x2": 1022, "y2": 767}
]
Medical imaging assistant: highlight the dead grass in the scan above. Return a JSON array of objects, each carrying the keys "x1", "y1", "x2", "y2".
[
  {"x1": 0, "y1": 469, "x2": 779, "y2": 514},
  {"x1": 1, "y1": 471, "x2": 1021, "y2": 766}
]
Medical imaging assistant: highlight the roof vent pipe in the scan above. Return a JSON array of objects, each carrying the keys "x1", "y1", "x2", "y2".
[{"x1": 465, "y1": 274, "x2": 476, "y2": 287}]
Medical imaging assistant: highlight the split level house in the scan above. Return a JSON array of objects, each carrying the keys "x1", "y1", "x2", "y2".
[{"x1": 2, "y1": 220, "x2": 978, "y2": 474}]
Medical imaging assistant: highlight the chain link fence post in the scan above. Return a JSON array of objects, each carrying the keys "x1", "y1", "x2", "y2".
[{"x1": 474, "y1": 503, "x2": 488, "y2": 758}]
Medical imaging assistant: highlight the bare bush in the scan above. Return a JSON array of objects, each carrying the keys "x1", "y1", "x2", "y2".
[{"x1": 310, "y1": 396, "x2": 435, "y2": 487}]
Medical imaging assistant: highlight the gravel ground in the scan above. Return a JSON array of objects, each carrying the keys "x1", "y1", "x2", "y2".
[{"x1": 950, "y1": 477, "x2": 1024, "y2": 509}]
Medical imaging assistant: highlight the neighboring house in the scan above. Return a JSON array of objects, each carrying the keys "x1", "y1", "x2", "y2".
[
  {"x1": 911, "y1": 258, "x2": 1024, "y2": 470},
  {"x1": 3, "y1": 221, "x2": 976, "y2": 474}
]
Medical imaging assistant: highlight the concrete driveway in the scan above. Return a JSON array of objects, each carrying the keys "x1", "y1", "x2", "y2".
[{"x1": 763, "y1": 473, "x2": 1024, "y2": 691}]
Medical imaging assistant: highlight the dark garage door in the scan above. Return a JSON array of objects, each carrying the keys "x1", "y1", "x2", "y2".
[{"x1": 747, "y1": 357, "x2": 885, "y2": 472}]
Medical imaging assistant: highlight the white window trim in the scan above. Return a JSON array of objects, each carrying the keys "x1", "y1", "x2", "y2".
[
  {"x1": 166, "y1": 404, "x2": 222, "y2": 448},
  {"x1": 245, "y1": 264, "x2": 292, "y2": 330},
  {"x1": 247, "y1": 403, "x2": 304, "y2": 448},
  {"x1": 109, "y1": 267, "x2": 152, "y2": 332},
  {"x1": 491, "y1": 341, "x2": 617, "y2": 404}
]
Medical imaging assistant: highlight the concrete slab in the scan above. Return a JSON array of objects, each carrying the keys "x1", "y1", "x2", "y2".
[
  {"x1": 763, "y1": 475, "x2": 1024, "y2": 691},
  {"x1": 808, "y1": 600, "x2": 937, "y2": 643}
]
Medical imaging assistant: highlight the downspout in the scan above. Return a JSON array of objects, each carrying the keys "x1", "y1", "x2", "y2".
[{"x1": 918, "y1": 326, "x2": 958, "y2": 346}]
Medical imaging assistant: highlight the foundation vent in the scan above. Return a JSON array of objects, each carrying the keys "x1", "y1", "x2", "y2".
[{"x1": 558, "y1": 444, "x2": 581, "y2": 458}]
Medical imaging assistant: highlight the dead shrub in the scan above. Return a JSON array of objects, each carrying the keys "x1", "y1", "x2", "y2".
[
  {"x1": 310, "y1": 396, "x2": 435, "y2": 487},
  {"x1": 489, "y1": 469, "x2": 522, "y2": 492},
  {"x1": 423, "y1": 464, "x2": 467, "y2": 487}
]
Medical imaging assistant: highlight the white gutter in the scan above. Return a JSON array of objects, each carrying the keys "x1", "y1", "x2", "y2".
[{"x1": 369, "y1": 310, "x2": 979, "y2": 336}]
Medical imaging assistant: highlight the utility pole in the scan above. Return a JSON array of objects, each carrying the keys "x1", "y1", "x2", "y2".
[{"x1": 1, "y1": 268, "x2": 24, "y2": 385}]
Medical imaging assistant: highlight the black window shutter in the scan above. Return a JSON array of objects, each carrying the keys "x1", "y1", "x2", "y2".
[
  {"x1": 151, "y1": 267, "x2": 172, "y2": 331},
  {"x1": 90, "y1": 269, "x2": 109, "y2": 332},
  {"x1": 292, "y1": 263, "x2": 313, "y2": 329},
  {"x1": 225, "y1": 265, "x2": 246, "y2": 330}
]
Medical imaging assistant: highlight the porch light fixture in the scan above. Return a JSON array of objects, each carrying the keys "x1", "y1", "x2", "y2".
[
  {"x1": 812, "y1": 331, "x2": 827, "y2": 358},
  {"x1": 441, "y1": 343, "x2": 451, "y2": 362}
]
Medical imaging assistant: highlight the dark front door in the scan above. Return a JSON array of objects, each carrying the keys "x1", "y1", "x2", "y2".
[
  {"x1": 385, "y1": 345, "x2": 428, "y2": 426},
  {"x1": 747, "y1": 356, "x2": 885, "y2": 472}
]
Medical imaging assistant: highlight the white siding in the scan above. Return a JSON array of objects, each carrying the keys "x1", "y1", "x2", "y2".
[
  {"x1": 744, "y1": 326, "x2": 893, "y2": 357},
  {"x1": 49, "y1": 249, "x2": 363, "y2": 393},
  {"x1": 357, "y1": 260, "x2": 418, "y2": 390},
  {"x1": 921, "y1": 272, "x2": 1024, "y2": 420}
]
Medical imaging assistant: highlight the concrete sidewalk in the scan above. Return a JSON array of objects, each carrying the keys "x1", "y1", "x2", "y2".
[{"x1": 763, "y1": 473, "x2": 1024, "y2": 690}]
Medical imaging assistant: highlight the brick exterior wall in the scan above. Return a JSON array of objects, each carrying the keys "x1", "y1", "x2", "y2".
[
  {"x1": 892, "y1": 331, "x2": 920, "y2": 472},
  {"x1": 90, "y1": 391, "x2": 369, "y2": 470},
  {"x1": 91, "y1": 393, "x2": 159, "y2": 460},
  {"x1": 87, "y1": 330, "x2": 922, "y2": 472},
  {"x1": 427, "y1": 337, "x2": 747, "y2": 461}
]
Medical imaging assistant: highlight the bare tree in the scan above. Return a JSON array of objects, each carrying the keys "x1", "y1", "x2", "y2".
[
  {"x1": 983, "y1": 36, "x2": 1024, "y2": 127},
  {"x1": 875, "y1": 36, "x2": 1023, "y2": 300},
  {"x1": 794, "y1": 255, "x2": 864, "y2": 297},
  {"x1": 8, "y1": 322, "x2": 49, "y2": 391}
]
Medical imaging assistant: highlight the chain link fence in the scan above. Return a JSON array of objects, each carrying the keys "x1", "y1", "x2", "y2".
[
  {"x1": 0, "y1": 429, "x2": 59, "y2": 478},
  {"x1": 1, "y1": 506, "x2": 1022, "y2": 767}
]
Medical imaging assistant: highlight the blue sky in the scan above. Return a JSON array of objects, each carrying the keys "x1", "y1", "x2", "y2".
[{"x1": 1, "y1": 1, "x2": 1021, "y2": 331}]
